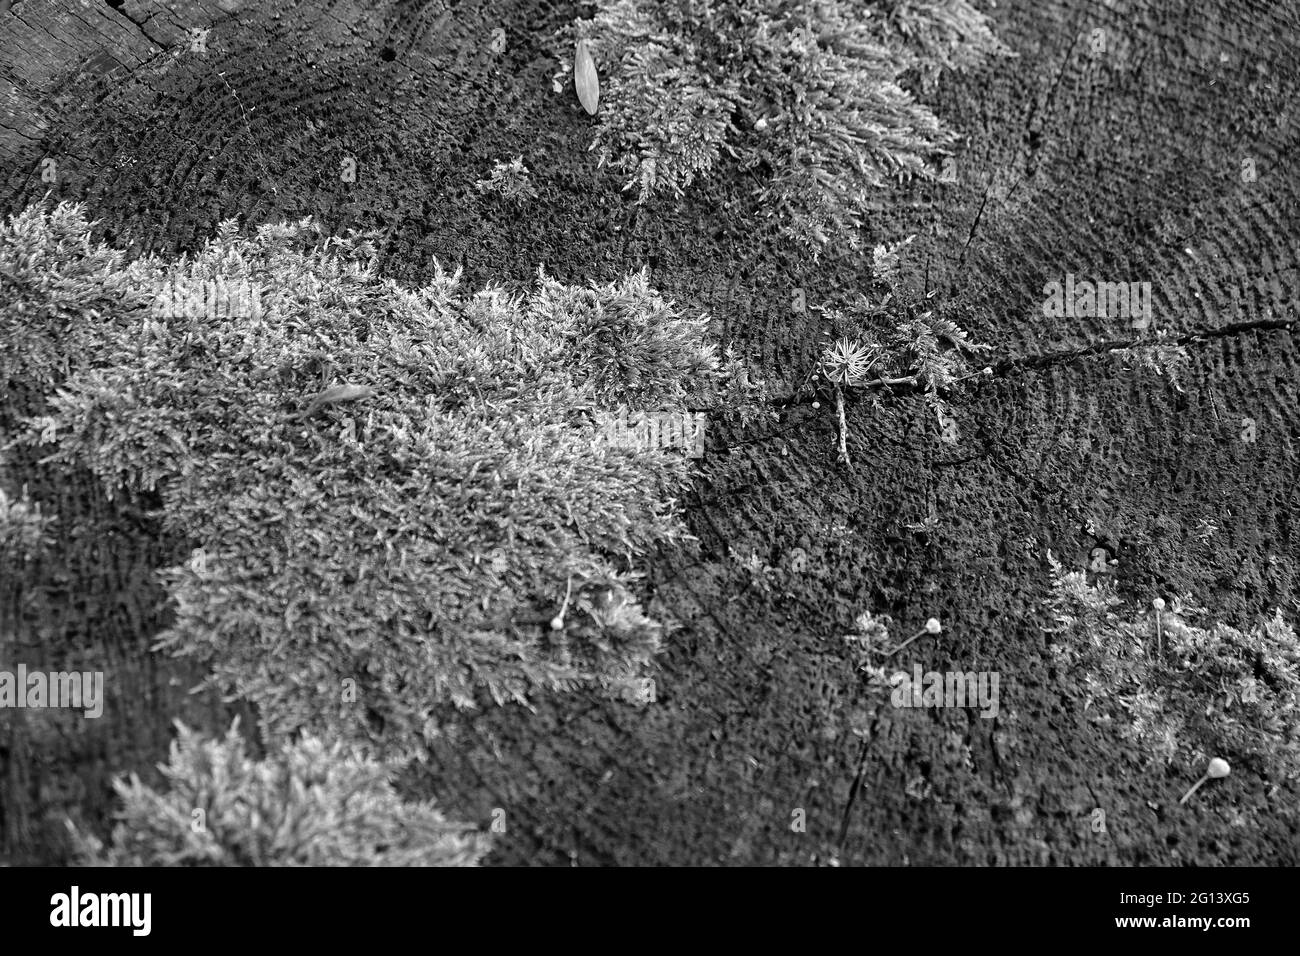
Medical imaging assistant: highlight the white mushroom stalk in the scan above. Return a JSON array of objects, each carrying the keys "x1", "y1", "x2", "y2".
[
  {"x1": 885, "y1": 617, "x2": 942, "y2": 658},
  {"x1": 551, "y1": 576, "x2": 574, "y2": 631},
  {"x1": 1179, "y1": 757, "x2": 1230, "y2": 805}
]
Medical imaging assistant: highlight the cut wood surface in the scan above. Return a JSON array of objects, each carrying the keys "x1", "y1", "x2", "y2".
[{"x1": 2, "y1": 0, "x2": 1298, "y2": 864}]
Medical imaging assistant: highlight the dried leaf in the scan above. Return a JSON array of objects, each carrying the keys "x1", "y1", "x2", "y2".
[{"x1": 575, "y1": 40, "x2": 599, "y2": 115}]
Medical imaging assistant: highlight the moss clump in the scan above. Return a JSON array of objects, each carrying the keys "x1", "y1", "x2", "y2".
[
  {"x1": 0, "y1": 482, "x2": 55, "y2": 562},
  {"x1": 552, "y1": 0, "x2": 1011, "y2": 250},
  {"x1": 1045, "y1": 555, "x2": 1300, "y2": 807},
  {"x1": 808, "y1": 240, "x2": 991, "y2": 424},
  {"x1": 475, "y1": 156, "x2": 539, "y2": 204},
  {"x1": 0, "y1": 200, "x2": 143, "y2": 401},
  {"x1": 72, "y1": 721, "x2": 489, "y2": 866},
  {"x1": 3, "y1": 202, "x2": 719, "y2": 749}
]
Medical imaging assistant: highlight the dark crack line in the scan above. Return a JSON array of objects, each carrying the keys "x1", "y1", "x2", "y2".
[
  {"x1": 835, "y1": 736, "x2": 870, "y2": 856},
  {"x1": 998, "y1": 313, "x2": 1298, "y2": 372},
  {"x1": 956, "y1": 183, "x2": 994, "y2": 271},
  {"x1": 103, "y1": 3, "x2": 169, "y2": 50},
  {"x1": 766, "y1": 313, "x2": 1298, "y2": 413}
]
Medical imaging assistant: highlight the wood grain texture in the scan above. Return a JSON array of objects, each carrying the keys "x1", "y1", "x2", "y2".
[{"x1": 1, "y1": 0, "x2": 1297, "y2": 864}]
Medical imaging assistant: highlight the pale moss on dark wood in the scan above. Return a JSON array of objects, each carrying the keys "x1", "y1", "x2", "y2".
[{"x1": 2, "y1": 0, "x2": 1299, "y2": 866}]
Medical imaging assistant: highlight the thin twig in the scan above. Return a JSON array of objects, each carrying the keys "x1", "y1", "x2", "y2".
[
  {"x1": 835, "y1": 385, "x2": 851, "y2": 469},
  {"x1": 858, "y1": 374, "x2": 919, "y2": 389}
]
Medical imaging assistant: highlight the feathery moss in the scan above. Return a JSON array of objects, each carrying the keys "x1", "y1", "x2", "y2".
[
  {"x1": 72, "y1": 721, "x2": 489, "y2": 866},
  {"x1": 3, "y1": 202, "x2": 720, "y2": 750}
]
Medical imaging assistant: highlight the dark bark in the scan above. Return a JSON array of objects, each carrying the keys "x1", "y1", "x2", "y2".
[{"x1": 2, "y1": 0, "x2": 1298, "y2": 864}]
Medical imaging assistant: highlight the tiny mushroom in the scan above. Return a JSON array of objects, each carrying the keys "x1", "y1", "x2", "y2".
[
  {"x1": 551, "y1": 575, "x2": 574, "y2": 631},
  {"x1": 886, "y1": 615, "x2": 942, "y2": 657},
  {"x1": 1179, "y1": 757, "x2": 1231, "y2": 805}
]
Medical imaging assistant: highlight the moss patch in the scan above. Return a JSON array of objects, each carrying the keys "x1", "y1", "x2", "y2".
[{"x1": 4, "y1": 202, "x2": 722, "y2": 751}]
